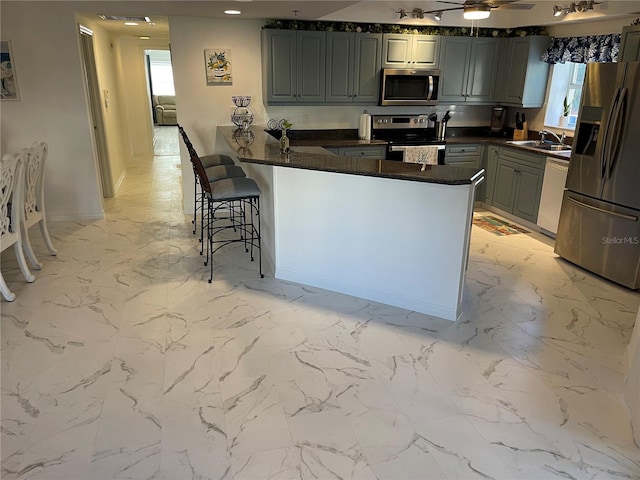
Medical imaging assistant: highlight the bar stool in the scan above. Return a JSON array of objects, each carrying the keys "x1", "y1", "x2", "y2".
[
  {"x1": 21, "y1": 141, "x2": 57, "y2": 270},
  {"x1": 189, "y1": 156, "x2": 247, "y2": 253},
  {"x1": 177, "y1": 124, "x2": 235, "y2": 234},
  {"x1": 191, "y1": 152, "x2": 262, "y2": 282},
  {"x1": 1, "y1": 150, "x2": 36, "y2": 301}
]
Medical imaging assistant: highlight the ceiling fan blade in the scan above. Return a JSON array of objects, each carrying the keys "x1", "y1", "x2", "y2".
[{"x1": 493, "y1": 3, "x2": 536, "y2": 9}]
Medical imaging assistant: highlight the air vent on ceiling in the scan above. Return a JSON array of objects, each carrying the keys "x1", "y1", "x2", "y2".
[{"x1": 98, "y1": 15, "x2": 151, "y2": 22}]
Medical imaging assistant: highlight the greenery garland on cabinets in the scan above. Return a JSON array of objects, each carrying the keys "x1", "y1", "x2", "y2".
[{"x1": 262, "y1": 20, "x2": 547, "y2": 38}]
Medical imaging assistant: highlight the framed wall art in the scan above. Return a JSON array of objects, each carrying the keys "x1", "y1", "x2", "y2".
[
  {"x1": 1, "y1": 40, "x2": 19, "y2": 100},
  {"x1": 205, "y1": 48, "x2": 232, "y2": 85}
]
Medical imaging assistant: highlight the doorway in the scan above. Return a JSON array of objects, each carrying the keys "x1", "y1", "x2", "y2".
[
  {"x1": 79, "y1": 25, "x2": 113, "y2": 198},
  {"x1": 146, "y1": 49, "x2": 179, "y2": 156}
]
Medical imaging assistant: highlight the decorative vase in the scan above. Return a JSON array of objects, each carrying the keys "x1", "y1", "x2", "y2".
[
  {"x1": 280, "y1": 129, "x2": 290, "y2": 154},
  {"x1": 558, "y1": 115, "x2": 569, "y2": 128}
]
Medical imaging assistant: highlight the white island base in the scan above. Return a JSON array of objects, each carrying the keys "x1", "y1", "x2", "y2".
[{"x1": 265, "y1": 166, "x2": 477, "y2": 321}]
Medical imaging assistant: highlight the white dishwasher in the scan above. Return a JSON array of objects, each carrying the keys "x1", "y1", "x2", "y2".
[{"x1": 538, "y1": 157, "x2": 569, "y2": 236}]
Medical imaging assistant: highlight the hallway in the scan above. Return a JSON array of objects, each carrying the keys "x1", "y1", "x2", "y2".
[{"x1": 1, "y1": 141, "x2": 639, "y2": 479}]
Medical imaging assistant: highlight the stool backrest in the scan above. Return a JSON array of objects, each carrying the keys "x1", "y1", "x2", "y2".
[
  {"x1": 189, "y1": 153, "x2": 212, "y2": 196},
  {"x1": 177, "y1": 124, "x2": 198, "y2": 158}
]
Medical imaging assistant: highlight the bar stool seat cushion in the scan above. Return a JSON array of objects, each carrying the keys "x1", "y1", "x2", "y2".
[{"x1": 209, "y1": 177, "x2": 261, "y2": 202}]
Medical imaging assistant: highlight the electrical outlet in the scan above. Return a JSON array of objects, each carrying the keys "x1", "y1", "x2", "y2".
[{"x1": 303, "y1": 114, "x2": 310, "y2": 124}]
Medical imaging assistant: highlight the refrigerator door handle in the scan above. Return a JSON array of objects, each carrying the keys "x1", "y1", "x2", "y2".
[
  {"x1": 601, "y1": 87, "x2": 621, "y2": 179},
  {"x1": 567, "y1": 196, "x2": 638, "y2": 222},
  {"x1": 606, "y1": 87, "x2": 627, "y2": 179}
]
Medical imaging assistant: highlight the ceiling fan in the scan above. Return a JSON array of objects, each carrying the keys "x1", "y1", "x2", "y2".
[{"x1": 423, "y1": 0, "x2": 535, "y2": 20}]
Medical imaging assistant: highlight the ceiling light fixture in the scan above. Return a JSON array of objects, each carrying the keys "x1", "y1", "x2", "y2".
[
  {"x1": 463, "y1": 5, "x2": 491, "y2": 20},
  {"x1": 434, "y1": 11, "x2": 443, "y2": 21},
  {"x1": 396, "y1": 8, "x2": 407, "y2": 19},
  {"x1": 124, "y1": 22, "x2": 139, "y2": 26},
  {"x1": 224, "y1": 9, "x2": 242, "y2": 15},
  {"x1": 552, "y1": 1, "x2": 600, "y2": 17},
  {"x1": 411, "y1": 8, "x2": 425, "y2": 19}
]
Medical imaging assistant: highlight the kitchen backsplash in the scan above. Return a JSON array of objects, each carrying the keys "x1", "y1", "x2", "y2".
[{"x1": 265, "y1": 104, "x2": 498, "y2": 130}]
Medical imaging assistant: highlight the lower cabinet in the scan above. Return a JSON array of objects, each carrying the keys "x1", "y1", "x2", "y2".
[
  {"x1": 484, "y1": 145, "x2": 499, "y2": 205},
  {"x1": 326, "y1": 145, "x2": 386, "y2": 158},
  {"x1": 445, "y1": 144, "x2": 484, "y2": 200},
  {"x1": 491, "y1": 147, "x2": 545, "y2": 223}
]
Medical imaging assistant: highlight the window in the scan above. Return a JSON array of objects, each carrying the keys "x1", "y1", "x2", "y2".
[
  {"x1": 565, "y1": 63, "x2": 586, "y2": 121},
  {"x1": 544, "y1": 62, "x2": 586, "y2": 130},
  {"x1": 146, "y1": 49, "x2": 175, "y2": 96}
]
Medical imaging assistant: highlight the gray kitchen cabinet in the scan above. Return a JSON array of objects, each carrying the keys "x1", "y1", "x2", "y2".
[
  {"x1": 484, "y1": 145, "x2": 500, "y2": 205},
  {"x1": 445, "y1": 144, "x2": 483, "y2": 166},
  {"x1": 326, "y1": 145, "x2": 386, "y2": 158},
  {"x1": 495, "y1": 36, "x2": 550, "y2": 108},
  {"x1": 445, "y1": 144, "x2": 484, "y2": 200},
  {"x1": 491, "y1": 147, "x2": 545, "y2": 223},
  {"x1": 326, "y1": 32, "x2": 382, "y2": 104},
  {"x1": 382, "y1": 34, "x2": 440, "y2": 68},
  {"x1": 439, "y1": 37, "x2": 500, "y2": 104},
  {"x1": 620, "y1": 24, "x2": 640, "y2": 62},
  {"x1": 262, "y1": 30, "x2": 325, "y2": 104}
]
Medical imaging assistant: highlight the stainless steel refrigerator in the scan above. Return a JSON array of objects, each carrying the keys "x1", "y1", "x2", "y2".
[{"x1": 555, "y1": 61, "x2": 640, "y2": 289}]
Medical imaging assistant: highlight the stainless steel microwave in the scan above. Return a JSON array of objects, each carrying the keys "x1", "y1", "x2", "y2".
[{"x1": 379, "y1": 68, "x2": 440, "y2": 106}]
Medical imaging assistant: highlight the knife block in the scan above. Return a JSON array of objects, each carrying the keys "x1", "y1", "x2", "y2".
[{"x1": 512, "y1": 122, "x2": 528, "y2": 141}]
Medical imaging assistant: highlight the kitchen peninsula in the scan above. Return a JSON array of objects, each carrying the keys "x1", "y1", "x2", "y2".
[{"x1": 218, "y1": 126, "x2": 484, "y2": 321}]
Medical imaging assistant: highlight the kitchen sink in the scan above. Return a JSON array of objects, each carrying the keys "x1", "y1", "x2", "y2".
[
  {"x1": 506, "y1": 140, "x2": 545, "y2": 147},
  {"x1": 505, "y1": 140, "x2": 571, "y2": 152},
  {"x1": 536, "y1": 144, "x2": 572, "y2": 151}
]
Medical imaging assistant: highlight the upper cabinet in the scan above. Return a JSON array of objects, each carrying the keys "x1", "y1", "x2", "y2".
[
  {"x1": 439, "y1": 37, "x2": 500, "y2": 104},
  {"x1": 325, "y1": 32, "x2": 382, "y2": 104},
  {"x1": 382, "y1": 34, "x2": 441, "y2": 68},
  {"x1": 494, "y1": 36, "x2": 550, "y2": 108},
  {"x1": 620, "y1": 24, "x2": 640, "y2": 62},
  {"x1": 262, "y1": 30, "x2": 326, "y2": 104}
]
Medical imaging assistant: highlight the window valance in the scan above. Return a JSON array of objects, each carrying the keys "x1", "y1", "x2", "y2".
[{"x1": 541, "y1": 34, "x2": 621, "y2": 64}]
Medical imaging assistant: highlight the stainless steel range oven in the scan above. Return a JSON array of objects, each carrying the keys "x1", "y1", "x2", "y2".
[{"x1": 371, "y1": 114, "x2": 445, "y2": 164}]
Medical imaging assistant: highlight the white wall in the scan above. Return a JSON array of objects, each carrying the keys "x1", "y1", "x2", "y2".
[
  {"x1": 75, "y1": 14, "x2": 129, "y2": 194},
  {"x1": 1, "y1": 2, "x2": 103, "y2": 220},
  {"x1": 115, "y1": 35, "x2": 170, "y2": 161},
  {"x1": 169, "y1": 16, "x2": 269, "y2": 214}
]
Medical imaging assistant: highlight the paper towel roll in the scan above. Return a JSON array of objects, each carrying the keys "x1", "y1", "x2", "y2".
[{"x1": 359, "y1": 113, "x2": 371, "y2": 140}]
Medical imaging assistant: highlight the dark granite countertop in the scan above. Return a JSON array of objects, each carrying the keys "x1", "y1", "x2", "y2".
[
  {"x1": 258, "y1": 127, "x2": 572, "y2": 160},
  {"x1": 445, "y1": 128, "x2": 572, "y2": 160},
  {"x1": 218, "y1": 126, "x2": 484, "y2": 186}
]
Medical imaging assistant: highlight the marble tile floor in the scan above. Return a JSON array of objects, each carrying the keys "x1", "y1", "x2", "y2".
[{"x1": 1, "y1": 150, "x2": 639, "y2": 480}]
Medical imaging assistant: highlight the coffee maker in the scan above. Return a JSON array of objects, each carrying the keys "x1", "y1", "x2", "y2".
[{"x1": 490, "y1": 105, "x2": 508, "y2": 134}]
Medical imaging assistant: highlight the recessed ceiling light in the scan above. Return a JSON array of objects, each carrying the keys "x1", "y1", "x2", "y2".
[
  {"x1": 124, "y1": 22, "x2": 139, "y2": 26},
  {"x1": 139, "y1": 36, "x2": 151, "y2": 40},
  {"x1": 224, "y1": 9, "x2": 242, "y2": 15}
]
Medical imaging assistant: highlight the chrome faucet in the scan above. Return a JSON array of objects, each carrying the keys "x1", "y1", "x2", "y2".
[{"x1": 539, "y1": 129, "x2": 566, "y2": 145}]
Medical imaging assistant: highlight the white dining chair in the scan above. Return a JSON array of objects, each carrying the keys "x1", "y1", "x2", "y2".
[
  {"x1": 1, "y1": 150, "x2": 36, "y2": 301},
  {"x1": 21, "y1": 141, "x2": 57, "y2": 269}
]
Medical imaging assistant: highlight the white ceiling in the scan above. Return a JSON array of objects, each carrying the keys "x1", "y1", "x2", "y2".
[{"x1": 80, "y1": 0, "x2": 640, "y2": 36}]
